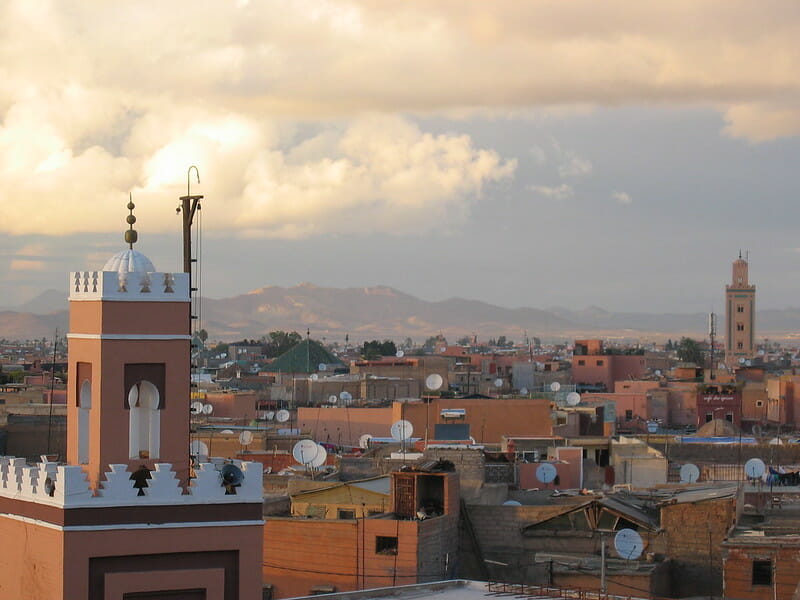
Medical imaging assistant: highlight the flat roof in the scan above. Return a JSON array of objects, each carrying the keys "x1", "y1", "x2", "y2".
[{"x1": 287, "y1": 580, "x2": 650, "y2": 600}]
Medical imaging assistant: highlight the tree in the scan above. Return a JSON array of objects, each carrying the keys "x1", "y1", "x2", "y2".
[
  {"x1": 262, "y1": 330, "x2": 302, "y2": 358},
  {"x1": 676, "y1": 337, "x2": 704, "y2": 365},
  {"x1": 197, "y1": 329, "x2": 208, "y2": 343},
  {"x1": 361, "y1": 339, "x2": 397, "y2": 360},
  {"x1": 457, "y1": 336, "x2": 471, "y2": 346}
]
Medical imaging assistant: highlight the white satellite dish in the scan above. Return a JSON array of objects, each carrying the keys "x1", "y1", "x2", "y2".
[
  {"x1": 654, "y1": 369, "x2": 662, "y2": 377},
  {"x1": 758, "y1": 349, "x2": 765, "y2": 356},
  {"x1": 276, "y1": 409, "x2": 290, "y2": 423},
  {"x1": 768, "y1": 437, "x2": 784, "y2": 446},
  {"x1": 565, "y1": 392, "x2": 581, "y2": 406},
  {"x1": 520, "y1": 387, "x2": 529, "y2": 396},
  {"x1": 503, "y1": 500, "x2": 522, "y2": 506},
  {"x1": 310, "y1": 373, "x2": 318, "y2": 381},
  {"x1": 328, "y1": 394, "x2": 338, "y2": 404},
  {"x1": 536, "y1": 463, "x2": 557, "y2": 484},
  {"x1": 425, "y1": 373, "x2": 443, "y2": 391},
  {"x1": 239, "y1": 430, "x2": 254, "y2": 446},
  {"x1": 310, "y1": 444, "x2": 327, "y2": 468},
  {"x1": 190, "y1": 440, "x2": 209, "y2": 457},
  {"x1": 614, "y1": 529, "x2": 644, "y2": 560},
  {"x1": 745, "y1": 359, "x2": 752, "y2": 367},
  {"x1": 191, "y1": 401, "x2": 203, "y2": 415},
  {"x1": 202, "y1": 403, "x2": 213, "y2": 415},
  {"x1": 550, "y1": 382, "x2": 561, "y2": 392},
  {"x1": 221, "y1": 429, "x2": 234, "y2": 435},
  {"x1": 494, "y1": 378, "x2": 503, "y2": 388},
  {"x1": 318, "y1": 363, "x2": 327, "y2": 371},
  {"x1": 441, "y1": 346, "x2": 447, "y2": 352},
  {"x1": 739, "y1": 357, "x2": 746, "y2": 364},
  {"x1": 292, "y1": 439, "x2": 319, "y2": 465},
  {"x1": 744, "y1": 458, "x2": 766, "y2": 478},
  {"x1": 340, "y1": 391, "x2": 352, "y2": 404},
  {"x1": 391, "y1": 419, "x2": 413, "y2": 441},
  {"x1": 266, "y1": 411, "x2": 275, "y2": 421},
  {"x1": 396, "y1": 350, "x2": 405, "y2": 358},
  {"x1": 359, "y1": 434, "x2": 373, "y2": 449},
  {"x1": 680, "y1": 463, "x2": 700, "y2": 484}
]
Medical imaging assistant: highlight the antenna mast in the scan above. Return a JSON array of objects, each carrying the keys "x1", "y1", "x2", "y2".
[{"x1": 708, "y1": 312, "x2": 716, "y2": 381}]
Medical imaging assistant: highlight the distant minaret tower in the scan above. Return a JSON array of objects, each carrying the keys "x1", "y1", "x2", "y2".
[{"x1": 725, "y1": 252, "x2": 756, "y2": 368}]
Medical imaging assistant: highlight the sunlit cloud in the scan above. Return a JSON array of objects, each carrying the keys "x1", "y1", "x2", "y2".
[{"x1": 612, "y1": 191, "x2": 633, "y2": 205}]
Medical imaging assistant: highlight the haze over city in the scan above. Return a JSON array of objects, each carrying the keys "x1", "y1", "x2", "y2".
[{"x1": 1, "y1": 1, "x2": 799, "y2": 315}]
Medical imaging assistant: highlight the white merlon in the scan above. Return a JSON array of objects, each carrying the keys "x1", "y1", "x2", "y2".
[
  {"x1": 0, "y1": 457, "x2": 263, "y2": 508},
  {"x1": 69, "y1": 271, "x2": 189, "y2": 302}
]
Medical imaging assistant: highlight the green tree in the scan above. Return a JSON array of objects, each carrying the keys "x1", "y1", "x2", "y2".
[
  {"x1": 361, "y1": 339, "x2": 397, "y2": 359},
  {"x1": 457, "y1": 336, "x2": 471, "y2": 346},
  {"x1": 676, "y1": 337, "x2": 704, "y2": 365},
  {"x1": 263, "y1": 330, "x2": 302, "y2": 358},
  {"x1": 197, "y1": 329, "x2": 208, "y2": 343}
]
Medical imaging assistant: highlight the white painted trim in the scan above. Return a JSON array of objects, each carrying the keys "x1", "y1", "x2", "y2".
[
  {"x1": 66, "y1": 334, "x2": 191, "y2": 340},
  {"x1": 0, "y1": 513, "x2": 263, "y2": 532},
  {"x1": 68, "y1": 297, "x2": 190, "y2": 303}
]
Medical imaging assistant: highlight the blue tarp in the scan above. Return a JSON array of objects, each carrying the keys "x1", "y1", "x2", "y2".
[{"x1": 677, "y1": 436, "x2": 757, "y2": 444}]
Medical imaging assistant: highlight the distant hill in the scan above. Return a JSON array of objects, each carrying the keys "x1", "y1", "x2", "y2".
[{"x1": 1, "y1": 284, "x2": 798, "y2": 342}]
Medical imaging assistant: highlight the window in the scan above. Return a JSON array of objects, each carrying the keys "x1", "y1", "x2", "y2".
[
  {"x1": 725, "y1": 413, "x2": 733, "y2": 422},
  {"x1": 596, "y1": 360, "x2": 604, "y2": 366},
  {"x1": 625, "y1": 410, "x2": 633, "y2": 421},
  {"x1": 78, "y1": 379, "x2": 91, "y2": 464},
  {"x1": 737, "y1": 342, "x2": 744, "y2": 349},
  {"x1": 375, "y1": 536, "x2": 398, "y2": 555},
  {"x1": 756, "y1": 400, "x2": 764, "y2": 407},
  {"x1": 337, "y1": 509, "x2": 355, "y2": 520},
  {"x1": 752, "y1": 560, "x2": 772, "y2": 585},
  {"x1": 705, "y1": 413, "x2": 713, "y2": 423},
  {"x1": 128, "y1": 380, "x2": 161, "y2": 459},
  {"x1": 578, "y1": 360, "x2": 585, "y2": 366},
  {"x1": 737, "y1": 305, "x2": 744, "y2": 313},
  {"x1": 737, "y1": 323, "x2": 745, "y2": 331}
]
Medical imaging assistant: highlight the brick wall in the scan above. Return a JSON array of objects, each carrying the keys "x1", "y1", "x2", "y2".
[{"x1": 724, "y1": 542, "x2": 800, "y2": 600}]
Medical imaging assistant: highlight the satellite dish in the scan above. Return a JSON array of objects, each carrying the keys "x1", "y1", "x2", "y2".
[
  {"x1": 758, "y1": 349, "x2": 766, "y2": 356},
  {"x1": 520, "y1": 387, "x2": 529, "y2": 396},
  {"x1": 680, "y1": 463, "x2": 700, "y2": 484},
  {"x1": 614, "y1": 529, "x2": 644, "y2": 560},
  {"x1": 744, "y1": 457, "x2": 766, "y2": 478},
  {"x1": 390, "y1": 419, "x2": 413, "y2": 441},
  {"x1": 318, "y1": 363, "x2": 328, "y2": 371},
  {"x1": 310, "y1": 373, "x2": 318, "y2": 381},
  {"x1": 396, "y1": 350, "x2": 405, "y2": 358},
  {"x1": 745, "y1": 359, "x2": 752, "y2": 367},
  {"x1": 310, "y1": 443, "x2": 327, "y2": 468},
  {"x1": 221, "y1": 429, "x2": 234, "y2": 435},
  {"x1": 359, "y1": 434, "x2": 373, "y2": 449},
  {"x1": 340, "y1": 391, "x2": 352, "y2": 403},
  {"x1": 220, "y1": 463, "x2": 244, "y2": 493},
  {"x1": 550, "y1": 382, "x2": 561, "y2": 392},
  {"x1": 654, "y1": 369, "x2": 662, "y2": 377},
  {"x1": 441, "y1": 346, "x2": 447, "y2": 352},
  {"x1": 739, "y1": 357, "x2": 746, "y2": 364},
  {"x1": 769, "y1": 437, "x2": 784, "y2": 446},
  {"x1": 328, "y1": 394, "x2": 338, "y2": 404},
  {"x1": 266, "y1": 411, "x2": 275, "y2": 421},
  {"x1": 565, "y1": 392, "x2": 581, "y2": 406},
  {"x1": 239, "y1": 430, "x2": 254, "y2": 446},
  {"x1": 190, "y1": 440, "x2": 209, "y2": 457},
  {"x1": 292, "y1": 439, "x2": 319, "y2": 465},
  {"x1": 276, "y1": 409, "x2": 290, "y2": 423},
  {"x1": 191, "y1": 401, "x2": 203, "y2": 415},
  {"x1": 536, "y1": 463, "x2": 557, "y2": 484},
  {"x1": 503, "y1": 500, "x2": 522, "y2": 506},
  {"x1": 425, "y1": 373, "x2": 443, "y2": 391},
  {"x1": 494, "y1": 378, "x2": 503, "y2": 388},
  {"x1": 202, "y1": 403, "x2": 213, "y2": 415}
]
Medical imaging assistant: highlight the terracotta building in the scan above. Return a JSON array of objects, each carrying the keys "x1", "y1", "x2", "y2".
[
  {"x1": 0, "y1": 221, "x2": 264, "y2": 598},
  {"x1": 571, "y1": 340, "x2": 646, "y2": 393}
]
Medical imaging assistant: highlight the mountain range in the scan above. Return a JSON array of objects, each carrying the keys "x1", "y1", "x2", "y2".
[{"x1": 1, "y1": 284, "x2": 798, "y2": 343}]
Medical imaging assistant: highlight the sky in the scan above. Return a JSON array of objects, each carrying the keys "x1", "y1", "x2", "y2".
[{"x1": 1, "y1": 1, "x2": 800, "y2": 313}]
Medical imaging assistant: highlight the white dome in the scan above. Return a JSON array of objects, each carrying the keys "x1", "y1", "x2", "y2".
[{"x1": 102, "y1": 249, "x2": 156, "y2": 273}]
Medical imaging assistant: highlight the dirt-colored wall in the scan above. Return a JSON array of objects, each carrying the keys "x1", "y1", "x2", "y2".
[{"x1": 0, "y1": 516, "x2": 64, "y2": 600}]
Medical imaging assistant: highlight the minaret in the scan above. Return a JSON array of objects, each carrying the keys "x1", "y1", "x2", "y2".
[
  {"x1": 66, "y1": 198, "x2": 191, "y2": 488},
  {"x1": 724, "y1": 252, "x2": 756, "y2": 369}
]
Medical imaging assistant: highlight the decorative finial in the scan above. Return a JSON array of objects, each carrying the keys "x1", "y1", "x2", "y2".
[
  {"x1": 739, "y1": 249, "x2": 742, "y2": 260},
  {"x1": 124, "y1": 193, "x2": 138, "y2": 249}
]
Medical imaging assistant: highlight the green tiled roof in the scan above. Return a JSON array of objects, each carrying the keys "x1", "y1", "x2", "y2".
[{"x1": 265, "y1": 339, "x2": 343, "y2": 374}]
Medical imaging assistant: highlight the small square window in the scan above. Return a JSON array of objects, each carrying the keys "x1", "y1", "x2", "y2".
[
  {"x1": 578, "y1": 360, "x2": 585, "y2": 366},
  {"x1": 625, "y1": 410, "x2": 633, "y2": 421},
  {"x1": 376, "y1": 536, "x2": 398, "y2": 555},
  {"x1": 756, "y1": 400, "x2": 764, "y2": 407},
  {"x1": 752, "y1": 560, "x2": 772, "y2": 585},
  {"x1": 337, "y1": 509, "x2": 355, "y2": 520},
  {"x1": 596, "y1": 360, "x2": 604, "y2": 366},
  {"x1": 737, "y1": 306, "x2": 745, "y2": 313}
]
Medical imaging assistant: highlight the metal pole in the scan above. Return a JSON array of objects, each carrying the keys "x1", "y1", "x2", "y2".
[{"x1": 600, "y1": 536, "x2": 606, "y2": 593}]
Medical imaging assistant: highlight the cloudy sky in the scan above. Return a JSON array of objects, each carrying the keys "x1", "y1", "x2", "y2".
[{"x1": 1, "y1": 1, "x2": 799, "y2": 314}]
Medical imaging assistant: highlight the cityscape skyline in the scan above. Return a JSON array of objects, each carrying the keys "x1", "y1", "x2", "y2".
[{"x1": 1, "y1": 2, "x2": 800, "y2": 313}]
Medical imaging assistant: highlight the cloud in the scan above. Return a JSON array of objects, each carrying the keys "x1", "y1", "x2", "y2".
[
  {"x1": 9, "y1": 259, "x2": 45, "y2": 271},
  {"x1": 612, "y1": 191, "x2": 633, "y2": 204},
  {"x1": 552, "y1": 143, "x2": 593, "y2": 178},
  {"x1": 528, "y1": 184, "x2": 574, "y2": 201}
]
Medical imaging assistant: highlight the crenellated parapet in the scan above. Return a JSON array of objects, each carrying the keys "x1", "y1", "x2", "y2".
[
  {"x1": 69, "y1": 270, "x2": 189, "y2": 302},
  {"x1": 0, "y1": 456, "x2": 262, "y2": 508}
]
